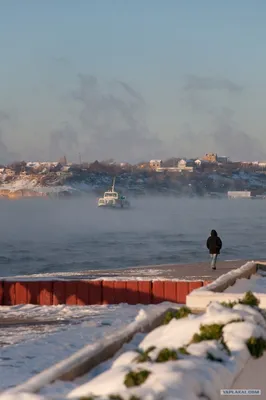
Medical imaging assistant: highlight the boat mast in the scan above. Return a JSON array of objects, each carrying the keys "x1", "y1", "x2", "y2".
[{"x1": 112, "y1": 176, "x2": 116, "y2": 192}]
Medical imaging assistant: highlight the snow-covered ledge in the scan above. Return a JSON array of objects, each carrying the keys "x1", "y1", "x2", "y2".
[
  {"x1": 65, "y1": 301, "x2": 266, "y2": 400},
  {"x1": 186, "y1": 261, "x2": 259, "y2": 310}
]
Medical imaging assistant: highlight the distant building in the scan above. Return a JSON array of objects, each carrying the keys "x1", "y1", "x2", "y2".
[
  {"x1": 137, "y1": 162, "x2": 150, "y2": 169},
  {"x1": 217, "y1": 156, "x2": 228, "y2": 164},
  {"x1": 5, "y1": 169, "x2": 15, "y2": 176},
  {"x1": 195, "y1": 159, "x2": 206, "y2": 167},
  {"x1": 228, "y1": 191, "x2": 255, "y2": 199},
  {"x1": 155, "y1": 167, "x2": 180, "y2": 172},
  {"x1": 149, "y1": 160, "x2": 162, "y2": 169},
  {"x1": 203, "y1": 153, "x2": 217, "y2": 163},
  {"x1": 177, "y1": 159, "x2": 194, "y2": 172}
]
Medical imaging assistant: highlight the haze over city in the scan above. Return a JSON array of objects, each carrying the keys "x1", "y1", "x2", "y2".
[{"x1": 1, "y1": 0, "x2": 266, "y2": 164}]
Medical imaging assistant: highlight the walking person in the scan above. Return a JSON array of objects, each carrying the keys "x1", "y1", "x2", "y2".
[{"x1": 206, "y1": 230, "x2": 222, "y2": 270}]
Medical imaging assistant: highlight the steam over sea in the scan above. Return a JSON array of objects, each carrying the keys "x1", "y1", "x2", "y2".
[{"x1": 0, "y1": 196, "x2": 265, "y2": 277}]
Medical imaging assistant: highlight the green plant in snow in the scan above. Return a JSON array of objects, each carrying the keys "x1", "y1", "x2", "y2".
[
  {"x1": 178, "y1": 346, "x2": 190, "y2": 355},
  {"x1": 109, "y1": 396, "x2": 140, "y2": 400},
  {"x1": 220, "y1": 300, "x2": 238, "y2": 308},
  {"x1": 163, "y1": 306, "x2": 192, "y2": 324},
  {"x1": 155, "y1": 348, "x2": 178, "y2": 362},
  {"x1": 227, "y1": 318, "x2": 244, "y2": 325},
  {"x1": 80, "y1": 397, "x2": 98, "y2": 400},
  {"x1": 206, "y1": 352, "x2": 223, "y2": 363},
  {"x1": 246, "y1": 337, "x2": 266, "y2": 358},
  {"x1": 124, "y1": 370, "x2": 151, "y2": 387},
  {"x1": 239, "y1": 291, "x2": 259, "y2": 307},
  {"x1": 191, "y1": 323, "x2": 224, "y2": 343},
  {"x1": 221, "y1": 291, "x2": 260, "y2": 309},
  {"x1": 134, "y1": 346, "x2": 155, "y2": 363}
]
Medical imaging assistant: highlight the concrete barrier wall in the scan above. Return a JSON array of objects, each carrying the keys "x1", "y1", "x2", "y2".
[{"x1": 0, "y1": 279, "x2": 208, "y2": 306}]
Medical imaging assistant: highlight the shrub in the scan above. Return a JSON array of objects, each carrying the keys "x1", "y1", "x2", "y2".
[
  {"x1": 206, "y1": 352, "x2": 223, "y2": 363},
  {"x1": 109, "y1": 396, "x2": 123, "y2": 400},
  {"x1": 191, "y1": 324, "x2": 224, "y2": 343},
  {"x1": 221, "y1": 301, "x2": 238, "y2": 308},
  {"x1": 227, "y1": 318, "x2": 244, "y2": 324},
  {"x1": 246, "y1": 337, "x2": 266, "y2": 358},
  {"x1": 239, "y1": 291, "x2": 259, "y2": 307},
  {"x1": 163, "y1": 307, "x2": 192, "y2": 324},
  {"x1": 80, "y1": 397, "x2": 98, "y2": 400},
  {"x1": 155, "y1": 348, "x2": 178, "y2": 362},
  {"x1": 178, "y1": 346, "x2": 190, "y2": 355},
  {"x1": 220, "y1": 292, "x2": 260, "y2": 309},
  {"x1": 124, "y1": 370, "x2": 151, "y2": 387},
  {"x1": 134, "y1": 346, "x2": 155, "y2": 363},
  {"x1": 109, "y1": 396, "x2": 140, "y2": 400}
]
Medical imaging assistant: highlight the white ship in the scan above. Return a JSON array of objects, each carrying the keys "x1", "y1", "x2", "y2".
[{"x1": 98, "y1": 177, "x2": 130, "y2": 208}]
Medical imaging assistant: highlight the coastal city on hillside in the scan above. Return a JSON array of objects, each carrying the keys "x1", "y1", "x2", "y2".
[{"x1": 1, "y1": 152, "x2": 266, "y2": 199}]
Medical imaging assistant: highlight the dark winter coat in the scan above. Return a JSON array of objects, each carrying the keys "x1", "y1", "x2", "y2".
[{"x1": 206, "y1": 230, "x2": 222, "y2": 254}]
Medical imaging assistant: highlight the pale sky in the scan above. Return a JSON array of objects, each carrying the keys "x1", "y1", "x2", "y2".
[{"x1": 0, "y1": 0, "x2": 266, "y2": 164}]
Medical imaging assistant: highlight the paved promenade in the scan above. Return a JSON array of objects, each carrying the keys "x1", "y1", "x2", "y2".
[
  {"x1": 2, "y1": 259, "x2": 254, "y2": 281},
  {"x1": 75, "y1": 259, "x2": 250, "y2": 281}
]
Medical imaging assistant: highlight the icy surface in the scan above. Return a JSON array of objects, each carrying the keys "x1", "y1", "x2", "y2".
[
  {"x1": 0, "y1": 303, "x2": 162, "y2": 391},
  {"x1": 224, "y1": 274, "x2": 266, "y2": 294}
]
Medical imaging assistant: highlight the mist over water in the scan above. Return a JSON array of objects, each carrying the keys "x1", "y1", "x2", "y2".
[{"x1": 0, "y1": 196, "x2": 265, "y2": 277}]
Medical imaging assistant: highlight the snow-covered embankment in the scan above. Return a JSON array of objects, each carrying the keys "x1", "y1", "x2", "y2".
[{"x1": 67, "y1": 292, "x2": 266, "y2": 400}]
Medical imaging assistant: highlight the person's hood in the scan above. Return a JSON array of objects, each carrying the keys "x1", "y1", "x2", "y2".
[{"x1": 211, "y1": 230, "x2": 218, "y2": 237}]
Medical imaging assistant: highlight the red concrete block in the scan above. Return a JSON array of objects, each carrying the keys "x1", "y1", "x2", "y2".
[
  {"x1": 3, "y1": 282, "x2": 16, "y2": 305},
  {"x1": 65, "y1": 281, "x2": 77, "y2": 305},
  {"x1": 0, "y1": 281, "x2": 3, "y2": 305},
  {"x1": 138, "y1": 281, "x2": 152, "y2": 304},
  {"x1": 203, "y1": 280, "x2": 213, "y2": 286},
  {"x1": 39, "y1": 281, "x2": 53, "y2": 305},
  {"x1": 152, "y1": 281, "x2": 165, "y2": 304},
  {"x1": 113, "y1": 281, "x2": 127, "y2": 304},
  {"x1": 53, "y1": 281, "x2": 66, "y2": 305},
  {"x1": 27, "y1": 281, "x2": 40, "y2": 304},
  {"x1": 102, "y1": 281, "x2": 114, "y2": 305},
  {"x1": 77, "y1": 281, "x2": 89, "y2": 305},
  {"x1": 188, "y1": 281, "x2": 203, "y2": 294},
  {"x1": 126, "y1": 281, "x2": 139, "y2": 305},
  {"x1": 15, "y1": 282, "x2": 28, "y2": 304},
  {"x1": 164, "y1": 281, "x2": 177, "y2": 303},
  {"x1": 176, "y1": 282, "x2": 189, "y2": 304}
]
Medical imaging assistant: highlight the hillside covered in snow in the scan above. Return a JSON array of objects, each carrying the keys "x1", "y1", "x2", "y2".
[{"x1": 1, "y1": 160, "x2": 266, "y2": 198}]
